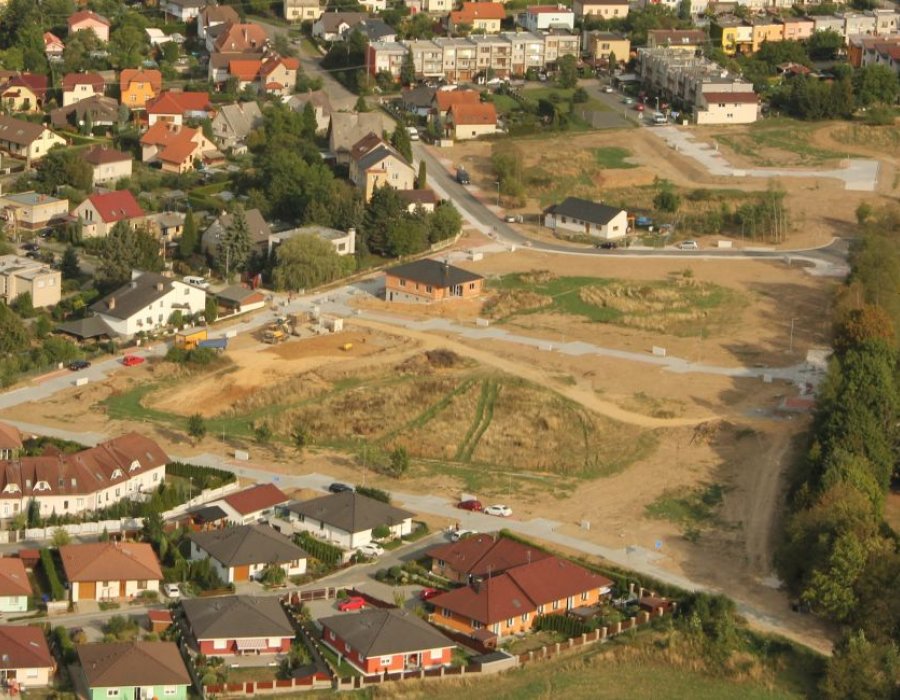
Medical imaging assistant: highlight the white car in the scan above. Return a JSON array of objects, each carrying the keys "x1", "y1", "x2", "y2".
[
  {"x1": 451, "y1": 529, "x2": 477, "y2": 542},
  {"x1": 356, "y1": 543, "x2": 385, "y2": 558},
  {"x1": 602, "y1": 85, "x2": 614, "y2": 93},
  {"x1": 678, "y1": 240, "x2": 699, "y2": 251},
  {"x1": 484, "y1": 504, "x2": 512, "y2": 517},
  {"x1": 163, "y1": 583, "x2": 181, "y2": 599}
]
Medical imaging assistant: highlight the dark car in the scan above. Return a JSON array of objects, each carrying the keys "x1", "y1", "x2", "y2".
[
  {"x1": 457, "y1": 499, "x2": 483, "y2": 512},
  {"x1": 68, "y1": 360, "x2": 91, "y2": 371},
  {"x1": 456, "y1": 168, "x2": 470, "y2": 185},
  {"x1": 328, "y1": 482, "x2": 353, "y2": 494},
  {"x1": 21, "y1": 242, "x2": 40, "y2": 252},
  {"x1": 597, "y1": 241, "x2": 617, "y2": 250}
]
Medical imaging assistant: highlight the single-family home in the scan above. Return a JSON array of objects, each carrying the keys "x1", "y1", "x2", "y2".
[
  {"x1": 286, "y1": 91, "x2": 332, "y2": 134},
  {"x1": 430, "y1": 555, "x2": 614, "y2": 639},
  {"x1": 385, "y1": 259, "x2": 485, "y2": 303},
  {"x1": 583, "y1": 31, "x2": 630, "y2": 64},
  {"x1": 0, "y1": 422, "x2": 22, "y2": 460},
  {"x1": 61, "y1": 72, "x2": 105, "y2": 106},
  {"x1": 267, "y1": 225, "x2": 357, "y2": 257},
  {"x1": 356, "y1": 18, "x2": 397, "y2": 43},
  {"x1": 696, "y1": 90, "x2": 759, "y2": 125},
  {"x1": 400, "y1": 85, "x2": 435, "y2": 118},
  {"x1": 83, "y1": 146, "x2": 133, "y2": 186},
  {"x1": 76, "y1": 642, "x2": 191, "y2": 700},
  {"x1": 213, "y1": 22, "x2": 269, "y2": 53},
  {"x1": 140, "y1": 121, "x2": 219, "y2": 174},
  {"x1": 0, "y1": 432, "x2": 168, "y2": 518},
  {"x1": 0, "y1": 626, "x2": 55, "y2": 689},
  {"x1": 320, "y1": 609, "x2": 455, "y2": 676},
  {"x1": 50, "y1": 95, "x2": 120, "y2": 131},
  {"x1": 327, "y1": 111, "x2": 391, "y2": 164},
  {"x1": 0, "y1": 558, "x2": 32, "y2": 613},
  {"x1": 646, "y1": 29, "x2": 706, "y2": 51},
  {"x1": 520, "y1": 6, "x2": 575, "y2": 32},
  {"x1": 44, "y1": 32, "x2": 65, "y2": 58},
  {"x1": 312, "y1": 12, "x2": 368, "y2": 42},
  {"x1": 209, "y1": 483, "x2": 289, "y2": 524},
  {"x1": 120, "y1": 68, "x2": 163, "y2": 111},
  {"x1": 201, "y1": 208, "x2": 272, "y2": 256},
  {"x1": 399, "y1": 189, "x2": 439, "y2": 213},
  {"x1": 67, "y1": 10, "x2": 111, "y2": 43},
  {"x1": 427, "y1": 533, "x2": 552, "y2": 583},
  {"x1": 543, "y1": 197, "x2": 627, "y2": 240},
  {"x1": 214, "y1": 285, "x2": 268, "y2": 317},
  {"x1": 432, "y1": 89, "x2": 481, "y2": 119},
  {"x1": 359, "y1": 0, "x2": 387, "y2": 11},
  {"x1": 181, "y1": 595, "x2": 295, "y2": 656},
  {"x1": 72, "y1": 190, "x2": 145, "y2": 239},
  {"x1": 146, "y1": 91, "x2": 214, "y2": 126},
  {"x1": 284, "y1": 0, "x2": 325, "y2": 23},
  {"x1": 144, "y1": 212, "x2": 186, "y2": 249},
  {"x1": 284, "y1": 491, "x2": 414, "y2": 549},
  {"x1": 88, "y1": 271, "x2": 207, "y2": 337},
  {"x1": 162, "y1": 0, "x2": 205, "y2": 21},
  {"x1": 572, "y1": 0, "x2": 628, "y2": 19},
  {"x1": 0, "y1": 255, "x2": 61, "y2": 307},
  {"x1": 189, "y1": 524, "x2": 308, "y2": 583},
  {"x1": 60, "y1": 541, "x2": 163, "y2": 603},
  {"x1": 446, "y1": 102, "x2": 498, "y2": 140},
  {"x1": 212, "y1": 101, "x2": 264, "y2": 151},
  {"x1": 199, "y1": 4, "x2": 241, "y2": 40},
  {"x1": 259, "y1": 55, "x2": 301, "y2": 96},
  {"x1": 0, "y1": 74, "x2": 48, "y2": 112},
  {"x1": 0, "y1": 192, "x2": 69, "y2": 231},
  {"x1": 448, "y1": 3, "x2": 506, "y2": 35},
  {"x1": 349, "y1": 134, "x2": 415, "y2": 202}
]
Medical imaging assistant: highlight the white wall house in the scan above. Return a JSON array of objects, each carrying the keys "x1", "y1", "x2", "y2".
[
  {"x1": 520, "y1": 6, "x2": 575, "y2": 32},
  {"x1": 696, "y1": 91, "x2": 759, "y2": 125},
  {"x1": 543, "y1": 197, "x2": 628, "y2": 240},
  {"x1": 188, "y1": 525, "x2": 308, "y2": 583}
]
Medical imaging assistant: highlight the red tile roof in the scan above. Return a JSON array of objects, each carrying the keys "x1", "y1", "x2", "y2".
[
  {"x1": 214, "y1": 22, "x2": 268, "y2": 53},
  {"x1": 0, "y1": 626, "x2": 54, "y2": 671},
  {"x1": 431, "y1": 572, "x2": 534, "y2": 624},
  {"x1": 60, "y1": 541, "x2": 163, "y2": 583},
  {"x1": 427, "y1": 534, "x2": 551, "y2": 578},
  {"x1": 44, "y1": 32, "x2": 65, "y2": 50},
  {"x1": 223, "y1": 483, "x2": 289, "y2": 516},
  {"x1": 68, "y1": 10, "x2": 110, "y2": 27},
  {"x1": 449, "y1": 102, "x2": 497, "y2": 126},
  {"x1": 120, "y1": 68, "x2": 163, "y2": 93},
  {"x1": 450, "y1": 2, "x2": 506, "y2": 23},
  {"x1": 62, "y1": 72, "x2": 105, "y2": 92},
  {"x1": 434, "y1": 89, "x2": 481, "y2": 112},
  {"x1": 260, "y1": 56, "x2": 300, "y2": 78},
  {"x1": 0, "y1": 558, "x2": 31, "y2": 597},
  {"x1": 228, "y1": 59, "x2": 263, "y2": 81},
  {"x1": 0, "y1": 422, "x2": 22, "y2": 451},
  {"x1": 141, "y1": 122, "x2": 204, "y2": 165},
  {"x1": 84, "y1": 190, "x2": 144, "y2": 224},
  {"x1": 2, "y1": 74, "x2": 48, "y2": 98},
  {"x1": 147, "y1": 91, "x2": 212, "y2": 116}
]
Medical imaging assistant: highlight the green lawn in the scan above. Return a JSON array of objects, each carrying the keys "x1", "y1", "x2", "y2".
[
  {"x1": 713, "y1": 118, "x2": 846, "y2": 167},
  {"x1": 520, "y1": 86, "x2": 609, "y2": 115},
  {"x1": 593, "y1": 146, "x2": 638, "y2": 169},
  {"x1": 645, "y1": 483, "x2": 727, "y2": 526},
  {"x1": 491, "y1": 93, "x2": 521, "y2": 114}
]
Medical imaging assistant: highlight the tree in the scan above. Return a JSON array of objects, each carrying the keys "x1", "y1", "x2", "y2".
[
  {"x1": 821, "y1": 630, "x2": 900, "y2": 700},
  {"x1": 99, "y1": 222, "x2": 163, "y2": 286},
  {"x1": 300, "y1": 102, "x2": 318, "y2": 139},
  {"x1": 141, "y1": 510, "x2": 165, "y2": 546},
  {"x1": 34, "y1": 146, "x2": 93, "y2": 193},
  {"x1": 11, "y1": 292, "x2": 34, "y2": 319},
  {"x1": 273, "y1": 233, "x2": 353, "y2": 291},
  {"x1": 253, "y1": 422, "x2": 273, "y2": 444},
  {"x1": 259, "y1": 563, "x2": 287, "y2": 587},
  {"x1": 178, "y1": 210, "x2": 198, "y2": 259},
  {"x1": 808, "y1": 29, "x2": 844, "y2": 61},
  {"x1": 802, "y1": 531, "x2": 869, "y2": 620},
  {"x1": 372, "y1": 524, "x2": 391, "y2": 539},
  {"x1": 557, "y1": 54, "x2": 578, "y2": 89},
  {"x1": 204, "y1": 296, "x2": 218, "y2": 323},
  {"x1": 187, "y1": 414, "x2": 206, "y2": 442},
  {"x1": 51, "y1": 527, "x2": 71, "y2": 547},
  {"x1": 61, "y1": 245, "x2": 80, "y2": 280},
  {"x1": 834, "y1": 306, "x2": 895, "y2": 354},
  {"x1": 854, "y1": 64, "x2": 900, "y2": 107},
  {"x1": 391, "y1": 125, "x2": 413, "y2": 163},
  {"x1": 217, "y1": 206, "x2": 252, "y2": 280},
  {"x1": 416, "y1": 160, "x2": 427, "y2": 190},
  {"x1": 355, "y1": 96, "x2": 369, "y2": 112},
  {"x1": 400, "y1": 50, "x2": 416, "y2": 86},
  {"x1": 607, "y1": 50, "x2": 617, "y2": 72},
  {"x1": 363, "y1": 185, "x2": 406, "y2": 255},
  {"x1": 429, "y1": 201, "x2": 462, "y2": 243},
  {"x1": 678, "y1": 0, "x2": 692, "y2": 21},
  {"x1": 654, "y1": 180, "x2": 681, "y2": 213},
  {"x1": 108, "y1": 24, "x2": 149, "y2": 69},
  {"x1": 388, "y1": 446, "x2": 409, "y2": 477},
  {"x1": 0, "y1": 303, "x2": 29, "y2": 355},
  {"x1": 291, "y1": 422, "x2": 312, "y2": 453},
  {"x1": 386, "y1": 216, "x2": 428, "y2": 257}
]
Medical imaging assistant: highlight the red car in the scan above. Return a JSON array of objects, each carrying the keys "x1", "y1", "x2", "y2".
[
  {"x1": 337, "y1": 596, "x2": 367, "y2": 612},
  {"x1": 420, "y1": 588, "x2": 441, "y2": 601},
  {"x1": 122, "y1": 355, "x2": 145, "y2": 367},
  {"x1": 457, "y1": 499, "x2": 483, "y2": 512}
]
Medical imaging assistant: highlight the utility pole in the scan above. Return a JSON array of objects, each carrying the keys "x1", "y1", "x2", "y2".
[{"x1": 789, "y1": 317, "x2": 797, "y2": 354}]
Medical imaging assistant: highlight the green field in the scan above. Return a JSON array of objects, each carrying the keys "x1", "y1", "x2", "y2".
[
  {"x1": 713, "y1": 119, "x2": 845, "y2": 167},
  {"x1": 593, "y1": 146, "x2": 638, "y2": 169}
]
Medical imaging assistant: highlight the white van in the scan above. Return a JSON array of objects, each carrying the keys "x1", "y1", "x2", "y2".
[
  {"x1": 406, "y1": 126, "x2": 419, "y2": 141},
  {"x1": 183, "y1": 276, "x2": 210, "y2": 289}
]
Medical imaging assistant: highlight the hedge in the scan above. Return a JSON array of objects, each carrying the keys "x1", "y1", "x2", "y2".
[
  {"x1": 295, "y1": 532, "x2": 342, "y2": 566},
  {"x1": 354, "y1": 485, "x2": 391, "y2": 504},
  {"x1": 40, "y1": 550, "x2": 65, "y2": 602},
  {"x1": 534, "y1": 614, "x2": 590, "y2": 638},
  {"x1": 166, "y1": 462, "x2": 236, "y2": 491},
  {"x1": 53, "y1": 626, "x2": 77, "y2": 664}
]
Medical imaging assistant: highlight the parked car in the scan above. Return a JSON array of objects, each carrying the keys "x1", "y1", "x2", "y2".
[
  {"x1": 484, "y1": 504, "x2": 513, "y2": 517},
  {"x1": 603, "y1": 85, "x2": 614, "y2": 93},
  {"x1": 328, "y1": 482, "x2": 353, "y2": 494},
  {"x1": 420, "y1": 587, "x2": 441, "y2": 601},
  {"x1": 635, "y1": 103, "x2": 645, "y2": 112},
  {"x1": 457, "y1": 499, "x2": 483, "y2": 511},
  {"x1": 406, "y1": 126, "x2": 419, "y2": 141},
  {"x1": 456, "y1": 168, "x2": 470, "y2": 185},
  {"x1": 597, "y1": 241, "x2": 617, "y2": 250},
  {"x1": 623, "y1": 97, "x2": 634, "y2": 105},
  {"x1": 162, "y1": 583, "x2": 181, "y2": 599},
  {"x1": 68, "y1": 360, "x2": 91, "y2": 371},
  {"x1": 122, "y1": 355, "x2": 145, "y2": 367},
  {"x1": 678, "y1": 240, "x2": 699, "y2": 251},
  {"x1": 652, "y1": 112, "x2": 667, "y2": 125},
  {"x1": 504, "y1": 215, "x2": 517, "y2": 223},
  {"x1": 356, "y1": 543, "x2": 384, "y2": 558},
  {"x1": 451, "y1": 529, "x2": 477, "y2": 542},
  {"x1": 338, "y1": 596, "x2": 367, "y2": 612}
]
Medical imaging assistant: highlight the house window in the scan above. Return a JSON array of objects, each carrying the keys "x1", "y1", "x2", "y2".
[
  {"x1": 64, "y1": 501, "x2": 68, "y2": 510},
  {"x1": 164, "y1": 689, "x2": 177, "y2": 697},
  {"x1": 537, "y1": 605, "x2": 544, "y2": 614},
  {"x1": 507, "y1": 617, "x2": 514, "y2": 627},
  {"x1": 521, "y1": 613, "x2": 529, "y2": 622},
  {"x1": 213, "y1": 639, "x2": 227, "y2": 650},
  {"x1": 425, "y1": 285, "x2": 433, "y2": 293},
  {"x1": 552, "y1": 600, "x2": 559, "y2": 610},
  {"x1": 107, "y1": 691, "x2": 119, "y2": 698},
  {"x1": 581, "y1": 591, "x2": 589, "y2": 601},
  {"x1": 137, "y1": 580, "x2": 148, "y2": 590},
  {"x1": 380, "y1": 656, "x2": 392, "y2": 665}
]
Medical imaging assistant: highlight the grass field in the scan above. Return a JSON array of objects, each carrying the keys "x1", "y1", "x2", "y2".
[
  {"x1": 712, "y1": 119, "x2": 845, "y2": 167},
  {"x1": 593, "y1": 146, "x2": 637, "y2": 169}
]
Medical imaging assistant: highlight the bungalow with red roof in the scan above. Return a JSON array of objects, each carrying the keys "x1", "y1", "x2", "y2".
[
  {"x1": 447, "y1": 3, "x2": 506, "y2": 34},
  {"x1": 44, "y1": 32, "x2": 65, "y2": 59},
  {"x1": 0, "y1": 74, "x2": 49, "y2": 113},
  {"x1": 62, "y1": 72, "x2": 105, "y2": 107},
  {"x1": 429, "y1": 554, "x2": 613, "y2": 639},
  {"x1": 0, "y1": 558, "x2": 32, "y2": 613},
  {"x1": 67, "y1": 10, "x2": 111, "y2": 43},
  {"x1": 206, "y1": 483, "x2": 290, "y2": 525},
  {"x1": 147, "y1": 91, "x2": 215, "y2": 127},
  {"x1": 426, "y1": 533, "x2": 551, "y2": 584},
  {"x1": 72, "y1": 190, "x2": 145, "y2": 238},
  {"x1": 0, "y1": 626, "x2": 55, "y2": 688},
  {"x1": 140, "y1": 122, "x2": 219, "y2": 174},
  {"x1": 446, "y1": 102, "x2": 498, "y2": 140},
  {"x1": 60, "y1": 541, "x2": 163, "y2": 603}
]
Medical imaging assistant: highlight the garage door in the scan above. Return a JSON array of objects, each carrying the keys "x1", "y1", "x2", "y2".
[
  {"x1": 79, "y1": 581, "x2": 96, "y2": 601},
  {"x1": 233, "y1": 565, "x2": 250, "y2": 582},
  {"x1": 120, "y1": 581, "x2": 127, "y2": 598}
]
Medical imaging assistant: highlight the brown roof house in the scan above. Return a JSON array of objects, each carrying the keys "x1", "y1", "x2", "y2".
[
  {"x1": 0, "y1": 115, "x2": 66, "y2": 162},
  {"x1": 61, "y1": 72, "x2": 106, "y2": 107},
  {"x1": 327, "y1": 111, "x2": 391, "y2": 164},
  {"x1": 0, "y1": 558, "x2": 32, "y2": 613},
  {"x1": 201, "y1": 208, "x2": 272, "y2": 257},
  {"x1": 83, "y1": 146, "x2": 133, "y2": 186},
  {"x1": 207, "y1": 482, "x2": 289, "y2": 525},
  {"x1": 59, "y1": 541, "x2": 163, "y2": 603},
  {"x1": 0, "y1": 421, "x2": 22, "y2": 460},
  {"x1": 446, "y1": 102, "x2": 498, "y2": 141},
  {"x1": 0, "y1": 626, "x2": 55, "y2": 689},
  {"x1": 189, "y1": 524, "x2": 308, "y2": 583},
  {"x1": 76, "y1": 642, "x2": 191, "y2": 700},
  {"x1": 426, "y1": 533, "x2": 551, "y2": 583}
]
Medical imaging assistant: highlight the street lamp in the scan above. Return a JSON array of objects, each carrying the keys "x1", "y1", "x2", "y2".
[
  {"x1": 789, "y1": 318, "x2": 798, "y2": 354},
  {"x1": 495, "y1": 181, "x2": 500, "y2": 208}
]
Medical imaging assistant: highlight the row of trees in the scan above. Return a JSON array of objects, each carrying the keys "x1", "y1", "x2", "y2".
[{"x1": 777, "y1": 205, "x2": 900, "y2": 697}]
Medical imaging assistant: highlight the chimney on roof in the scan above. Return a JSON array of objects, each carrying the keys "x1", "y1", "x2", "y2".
[
  {"x1": 108, "y1": 296, "x2": 116, "y2": 310},
  {"x1": 156, "y1": 282, "x2": 164, "y2": 292}
]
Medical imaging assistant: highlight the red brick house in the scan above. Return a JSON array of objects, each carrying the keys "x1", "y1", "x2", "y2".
[
  {"x1": 181, "y1": 595, "x2": 294, "y2": 656},
  {"x1": 426, "y1": 534, "x2": 551, "y2": 584},
  {"x1": 319, "y1": 608, "x2": 454, "y2": 676},
  {"x1": 384, "y1": 259, "x2": 484, "y2": 304}
]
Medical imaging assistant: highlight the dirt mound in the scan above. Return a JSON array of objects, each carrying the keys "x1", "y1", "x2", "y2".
[
  {"x1": 396, "y1": 349, "x2": 465, "y2": 374},
  {"x1": 425, "y1": 349, "x2": 463, "y2": 368},
  {"x1": 483, "y1": 290, "x2": 552, "y2": 319}
]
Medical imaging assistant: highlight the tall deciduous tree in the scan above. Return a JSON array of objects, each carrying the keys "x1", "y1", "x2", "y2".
[
  {"x1": 391, "y1": 125, "x2": 413, "y2": 163},
  {"x1": 99, "y1": 222, "x2": 163, "y2": 286},
  {"x1": 35, "y1": 147, "x2": 93, "y2": 193},
  {"x1": 217, "y1": 205, "x2": 252, "y2": 279},
  {"x1": 821, "y1": 630, "x2": 900, "y2": 700},
  {"x1": 272, "y1": 233, "x2": 354, "y2": 291}
]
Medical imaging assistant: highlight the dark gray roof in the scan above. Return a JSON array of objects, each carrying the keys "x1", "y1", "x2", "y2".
[
  {"x1": 90, "y1": 272, "x2": 179, "y2": 321},
  {"x1": 401, "y1": 86, "x2": 436, "y2": 109},
  {"x1": 55, "y1": 315, "x2": 116, "y2": 339},
  {"x1": 286, "y1": 492, "x2": 413, "y2": 535},
  {"x1": 316, "y1": 12, "x2": 368, "y2": 33},
  {"x1": 204, "y1": 208, "x2": 271, "y2": 246},
  {"x1": 189, "y1": 524, "x2": 307, "y2": 567},
  {"x1": 358, "y1": 18, "x2": 395, "y2": 41},
  {"x1": 548, "y1": 197, "x2": 625, "y2": 226},
  {"x1": 356, "y1": 144, "x2": 408, "y2": 172},
  {"x1": 182, "y1": 595, "x2": 294, "y2": 640},
  {"x1": 320, "y1": 608, "x2": 453, "y2": 658},
  {"x1": 386, "y1": 259, "x2": 483, "y2": 289},
  {"x1": 186, "y1": 504, "x2": 228, "y2": 524},
  {"x1": 216, "y1": 284, "x2": 259, "y2": 304}
]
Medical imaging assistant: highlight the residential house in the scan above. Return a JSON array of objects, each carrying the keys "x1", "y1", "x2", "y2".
[
  {"x1": 842, "y1": 12, "x2": 877, "y2": 39},
  {"x1": 67, "y1": 10, "x2": 111, "y2": 43},
  {"x1": 750, "y1": 17, "x2": 784, "y2": 53},
  {"x1": 0, "y1": 74, "x2": 48, "y2": 112},
  {"x1": 0, "y1": 432, "x2": 168, "y2": 519},
  {"x1": 0, "y1": 558, "x2": 32, "y2": 613},
  {"x1": 50, "y1": 95, "x2": 119, "y2": 131},
  {"x1": 780, "y1": 17, "x2": 814, "y2": 43},
  {"x1": 448, "y1": 3, "x2": 506, "y2": 35},
  {"x1": 399, "y1": 85, "x2": 435, "y2": 117},
  {"x1": 349, "y1": 134, "x2": 415, "y2": 202},
  {"x1": 162, "y1": 0, "x2": 205, "y2": 21},
  {"x1": 0, "y1": 192, "x2": 69, "y2": 231},
  {"x1": 201, "y1": 208, "x2": 272, "y2": 256},
  {"x1": 366, "y1": 41, "x2": 408, "y2": 79},
  {"x1": 430, "y1": 555, "x2": 614, "y2": 639},
  {"x1": 356, "y1": 18, "x2": 398, "y2": 43},
  {"x1": 181, "y1": 595, "x2": 294, "y2": 655},
  {"x1": 582, "y1": 31, "x2": 630, "y2": 63},
  {"x1": 144, "y1": 211, "x2": 186, "y2": 250},
  {"x1": 72, "y1": 190, "x2": 145, "y2": 239},
  {"x1": 0, "y1": 116, "x2": 65, "y2": 162},
  {"x1": 543, "y1": 197, "x2": 627, "y2": 240},
  {"x1": 284, "y1": 491, "x2": 414, "y2": 549},
  {"x1": 213, "y1": 22, "x2": 269, "y2": 53},
  {"x1": 199, "y1": 4, "x2": 240, "y2": 40},
  {"x1": 646, "y1": 29, "x2": 706, "y2": 51},
  {"x1": 572, "y1": 0, "x2": 629, "y2": 20},
  {"x1": 140, "y1": 121, "x2": 218, "y2": 173},
  {"x1": 384, "y1": 259, "x2": 484, "y2": 303},
  {"x1": 849, "y1": 35, "x2": 900, "y2": 73},
  {"x1": 312, "y1": 12, "x2": 368, "y2": 42},
  {"x1": 0, "y1": 626, "x2": 55, "y2": 689},
  {"x1": 399, "y1": 189, "x2": 439, "y2": 213},
  {"x1": 267, "y1": 225, "x2": 357, "y2": 256},
  {"x1": 284, "y1": 0, "x2": 324, "y2": 23},
  {"x1": 432, "y1": 89, "x2": 481, "y2": 119},
  {"x1": 285, "y1": 91, "x2": 331, "y2": 133},
  {"x1": 146, "y1": 91, "x2": 214, "y2": 126},
  {"x1": 258, "y1": 55, "x2": 301, "y2": 96},
  {"x1": 446, "y1": 102, "x2": 498, "y2": 140},
  {"x1": 208, "y1": 483, "x2": 289, "y2": 524},
  {"x1": 420, "y1": 0, "x2": 452, "y2": 12},
  {"x1": 60, "y1": 541, "x2": 163, "y2": 603},
  {"x1": 120, "y1": 68, "x2": 163, "y2": 111},
  {"x1": 426, "y1": 533, "x2": 552, "y2": 584},
  {"x1": 44, "y1": 32, "x2": 65, "y2": 59},
  {"x1": 83, "y1": 146, "x2": 133, "y2": 186},
  {"x1": 88, "y1": 271, "x2": 206, "y2": 337},
  {"x1": 211, "y1": 101, "x2": 264, "y2": 151},
  {"x1": 76, "y1": 642, "x2": 191, "y2": 700},
  {"x1": 711, "y1": 16, "x2": 753, "y2": 55},
  {"x1": 0, "y1": 256, "x2": 61, "y2": 307},
  {"x1": 696, "y1": 90, "x2": 759, "y2": 125},
  {"x1": 327, "y1": 111, "x2": 391, "y2": 164},
  {"x1": 189, "y1": 524, "x2": 308, "y2": 583},
  {"x1": 520, "y1": 6, "x2": 574, "y2": 32},
  {"x1": 61, "y1": 72, "x2": 105, "y2": 106},
  {"x1": 214, "y1": 286, "x2": 267, "y2": 316},
  {"x1": 0, "y1": 422, "x2": 22, "y2": 460},
  {"x1": 320, "y1": 609, "x2": 454, "y2": 676},
  {"x1": 360, "y1": 0, "x2": 387, "y2": 11},
  {"x1": 208, "y1": 52, "x2": 257, "y2": 85}
]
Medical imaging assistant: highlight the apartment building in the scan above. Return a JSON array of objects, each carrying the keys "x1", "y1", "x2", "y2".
[{"x1": 0, "y1": 255, "x2": 61, "y2": 307}]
